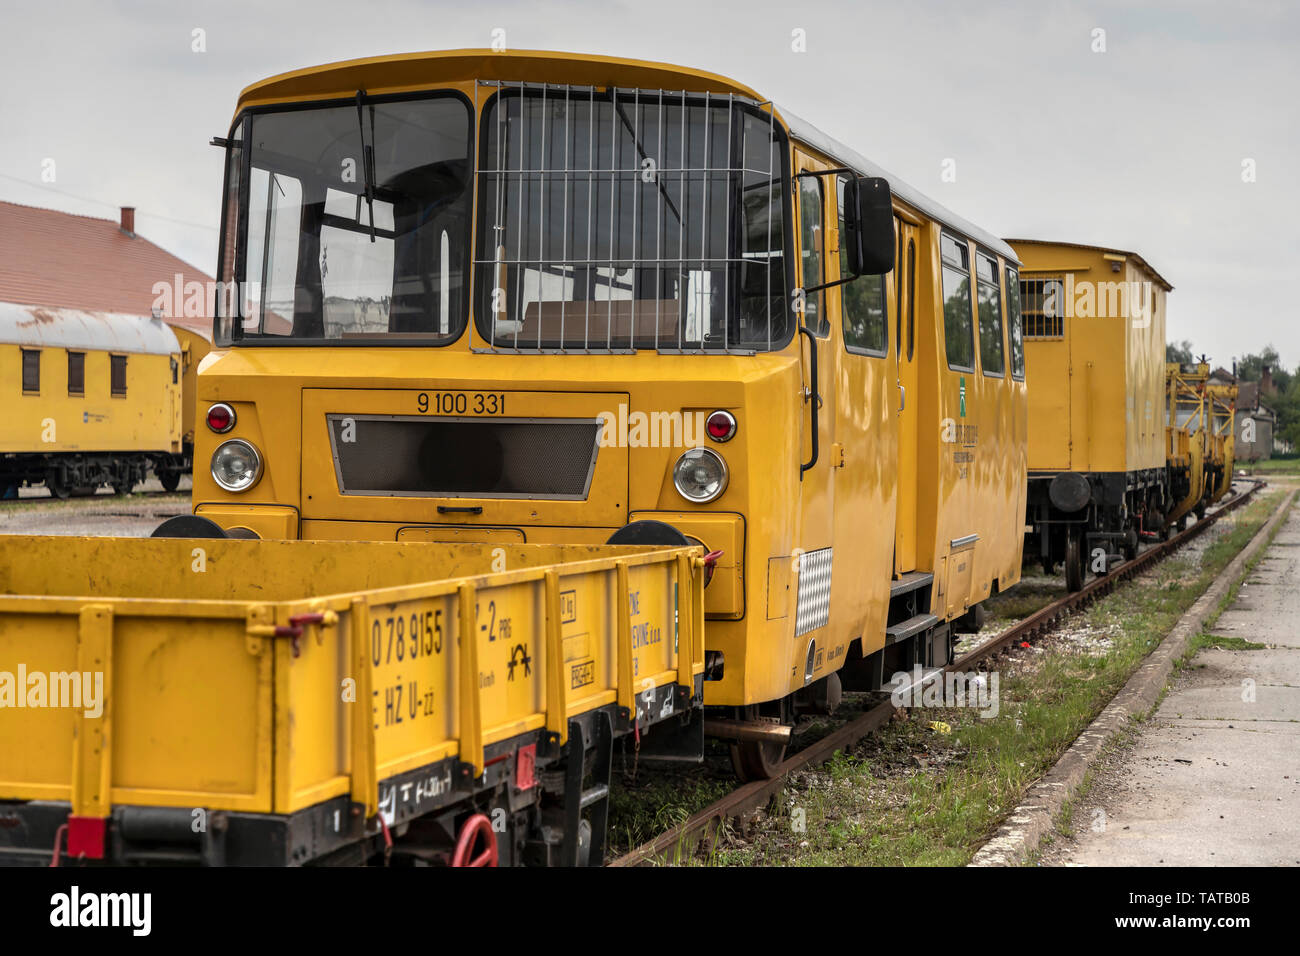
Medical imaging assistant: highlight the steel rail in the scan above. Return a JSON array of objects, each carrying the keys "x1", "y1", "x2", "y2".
[{"x1": 608, "y1": 479, "x2": 1265, "y2": 867}]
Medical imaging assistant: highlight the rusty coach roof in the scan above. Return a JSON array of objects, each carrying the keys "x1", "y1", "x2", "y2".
[{"x1": 0, "y1": 302, "x2": 181, "y2": 355}]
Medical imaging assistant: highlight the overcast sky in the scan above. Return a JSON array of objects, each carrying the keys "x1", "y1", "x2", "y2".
[{"x1": 1, "y1": 0, "x2": 1295, "y2": 369}]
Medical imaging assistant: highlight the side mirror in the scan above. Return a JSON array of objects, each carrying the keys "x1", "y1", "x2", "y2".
[{"x1": 841, "y1": 176, "x2": 895, "y2": 276}]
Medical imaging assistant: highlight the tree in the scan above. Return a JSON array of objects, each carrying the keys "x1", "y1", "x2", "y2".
[
  {"x1": 1235, "y1": 346, "x2": 1292, "y2": 394},
  {"x1": 1166, "y1": 339, "x2": 1195, "y2": 366}
]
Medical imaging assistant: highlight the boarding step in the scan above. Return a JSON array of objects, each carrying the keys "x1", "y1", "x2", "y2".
[
  {"x1": 579, "y1": 785, "x2": 609, "y2": 811},
  {"x1": 885, "y1": 612, "x2": 939, "y2": 645},
  {"x1": 889, "y1": 572, "x2": 934, "y2": 598}
]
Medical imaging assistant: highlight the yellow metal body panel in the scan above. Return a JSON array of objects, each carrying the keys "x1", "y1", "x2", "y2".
[
  {"x1": 1166, "y1": 362, "x2": 1210, "y2": 524},
  {"x1": 169, "y1": 326, "x2": 212, "y2": 447},
  {"x1": 0, "y1": 537, "x2": 702, "y2": 816},
  {"x1": 1207, "y1": 384, "x2": 1237, "y2": 503},
  {"x1": 2, "y1": 343, "x2": 182, "y2": 455},
  {"x1": 1010, "y1": 241, "x2": 1169, "y2": 476},
  {"x1": 190, "y1": 50, "x2": 1027, "y2": 712}
]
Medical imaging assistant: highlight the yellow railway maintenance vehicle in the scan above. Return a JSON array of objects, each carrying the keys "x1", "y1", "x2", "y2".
[
  {"x1": 0, "y1": 304, "x2": 188, "y2": 498},
  {"x1": 1206, "y1": 384, "x2": 1237, "y2": 505},
  {"x1": 187, "y1": 49, "x2": 1028, "y2": 780},
  {"x1": 1165, "y1": 361, "x2": 1210, "y2": 529},
  {"x1": 0, "y1": 536, "x2": 705, "y2": 866},
  {"x1": 1008, "y1": 240, "x2": 1171, "y2": 591}
]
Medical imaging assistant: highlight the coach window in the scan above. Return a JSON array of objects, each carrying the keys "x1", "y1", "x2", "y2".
[
  {"x1": 110, "y1": 355, "x2": 127, "y2": 397},
  {"x1": 975, "y1": 252, "x2": 1005, "y2": 376},
  {"x1": 1005, "y1": 266, "x2": 1025, "y2": 380},
  {"x1": 838, "y1": 177, "x2": 886, "y2": 354},
  {"x1": 21, "y1": 348, "x2": 40, "y2": 395},
  {"x1": 799, "y1": 175, "x2": 827, "y2": 336},
  {"x1": 68, "y1": 351, "x2": 85, "y2": 396},
  {"x1": 940, "y1": 234, "x2": 975, "y2": 371}
]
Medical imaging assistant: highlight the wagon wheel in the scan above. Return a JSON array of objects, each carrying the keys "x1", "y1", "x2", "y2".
[
  {"x1": 1122, "y1": 530, "x2": 1139, "y2": 562},
  {"x1": 1064, "y1": 527, "x2": 1084, "y2": 593},
  {"x1": 450, "y1": 813, "x2": 499, "y2": 867},
  {"x1": 728, "y1": 706, "x2": 788, "y2": 782},
  {"x1": 158, "y1": 471, "x2": 181, "y2": 492},
  {"x1": 730, "y1": 740, "x2": 787, "y2": 782},
  {"x1": 46, "y1": 476, "x2": 71, "y2": 500}
]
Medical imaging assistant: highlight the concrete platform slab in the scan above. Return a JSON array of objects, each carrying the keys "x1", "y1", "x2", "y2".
[{"x1": 1057, "y1": 506, "x2": 1300, "y2": 866}]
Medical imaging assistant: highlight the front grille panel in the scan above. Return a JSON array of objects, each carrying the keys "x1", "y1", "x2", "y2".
[{"x1": 327, "y1": 415, "x2": 600, "y2": 499}]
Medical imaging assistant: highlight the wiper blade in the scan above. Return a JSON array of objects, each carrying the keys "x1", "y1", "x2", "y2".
[{"x1": 355, "y1": 89, "x2": 377, "y2": 243}]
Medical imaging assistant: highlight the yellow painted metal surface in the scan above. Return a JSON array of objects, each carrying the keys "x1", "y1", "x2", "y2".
[
  {"x1": 189, "y1": 49, "x2": 1027, "y2": 714},
  {"x1": 1207, "y1": 384, "x2": 1237, "y2": 503},
  {"x1": 0, "y1": 537, "x2": 702, "y2": 816},
  {"x1": 169, "y1": 326, "x2": 211, "y2": 447},
  {"x1": 1166, "y1": 362, "x2": 1210, "y2": 524},
  {"x1": 1010, "y1": 240, "x2": 1170, "y2": 476}
]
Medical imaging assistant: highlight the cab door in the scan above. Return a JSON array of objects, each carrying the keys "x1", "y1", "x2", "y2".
[{"x1": 894, "y1": 218, "x2": 921, "y2": 574}]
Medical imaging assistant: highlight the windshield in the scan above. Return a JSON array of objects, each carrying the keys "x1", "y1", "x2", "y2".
[
  {"x1": 216, "y1": 93, "x2": 472, "y2": 344},
  {"x1": 475, "y1": 86, "x2": 790, "y2": 351}
]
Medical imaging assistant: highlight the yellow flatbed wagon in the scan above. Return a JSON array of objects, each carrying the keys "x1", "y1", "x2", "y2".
[{"x1": 0, "y1": 537, "x2": 705, "y2": 866}]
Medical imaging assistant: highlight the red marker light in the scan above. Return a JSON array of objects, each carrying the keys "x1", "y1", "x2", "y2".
[
  {"x1": 206, "y1": 403, "x2": 236, "y2": 433},
  {"x1": 706, "y1": 410, "x2": 737, "y2": 443}
]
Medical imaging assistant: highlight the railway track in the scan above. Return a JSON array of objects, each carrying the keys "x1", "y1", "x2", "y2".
[{"x1": 608, "y1": 479, "x2": 1266, "y2": 867}]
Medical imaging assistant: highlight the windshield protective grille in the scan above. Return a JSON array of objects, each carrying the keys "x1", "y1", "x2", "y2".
[
  {"x1": 474, "y1": 82, "x2": 790, "y2": 353},
  {"x1": 327, "y1": 414, "x2": 600, "y2": 498}
]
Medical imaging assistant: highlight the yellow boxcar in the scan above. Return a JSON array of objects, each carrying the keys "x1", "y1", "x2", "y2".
[
  {"x1": 0, "y1": 536, "x2": 704, "y2": 865},
  {"x1": 187, "y1": 49, "x2": 1027, "y2": 779},
  {"x1": 0, "y1": 303, "x2": 184, "y2": 497},
  {"x1": 1007, "y1": 240, "x2": 1171, "y2": 590}
]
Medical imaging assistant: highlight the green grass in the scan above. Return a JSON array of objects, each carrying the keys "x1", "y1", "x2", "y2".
[
  {"x1": 692, "y1": 489, "x2": 1284, "y2": 867},
  {"x1": 1242, "y1": 456, "x2": 1300, "y2": 474}
]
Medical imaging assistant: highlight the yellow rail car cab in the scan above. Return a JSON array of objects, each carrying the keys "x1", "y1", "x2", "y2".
[
  {"x1": 190, "y1": 50, "x2": 1028, "y2": 780},
  {"x1": 0, "y1": 536, "x2": 703, "y2": 866},
  {"x1": 1007, "y1": 240, "x2": 1171, "y2": 591},
  {"x1": 1206, "y1": 384, "x2": 1237, "y2": 504},
  {"x1": 0, "y1": 303, "x2": 184, "y2": 498},
  {"x1": 164, "y1": 323, "x2": 214, "y2": 489},
  {"x1": 1165, "y1": 361, "x2": 1210, "y2": 529}
]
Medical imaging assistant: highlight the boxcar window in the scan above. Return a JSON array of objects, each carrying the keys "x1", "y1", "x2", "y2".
[
  {"x1": 1020, "y1": 277, "x2": 1064, "y2": 338},
  {"x1": 799, "y1": 174, "x2": 826, "y2": 336},
  {"x1": 1006, "y1": 266, "x2": 1025, "y2": 380},
  {"x1": 837, "y1": 177, "x2": 886, "y2": 355},
  {"x1": 975, "y1": 252, "x2": 1005, "y2": 376},
  {"x1": 21, "y1": 349, "x2": 39, "y2": 393},
  {"x1": 940, "y1": 234, "x2": 975, "y2": 371},
  {"x1": 110, "y1": 355, "x2": 127, "y2": 396},
  {"x1": 67, "y1": 351, "x2": 85, "y2": 395}
]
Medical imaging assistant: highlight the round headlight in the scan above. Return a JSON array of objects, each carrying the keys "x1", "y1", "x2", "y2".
[
  {"x1": 211, "y1": 439, "x2": 262, "y2": 492},
  {"x1": 672, "y1": 448, "x2": 728, "y2": 503}
]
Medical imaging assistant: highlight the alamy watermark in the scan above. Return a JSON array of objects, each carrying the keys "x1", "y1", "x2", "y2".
[
  {"x1": 888, "y1": 665, "x2": 999, "y2": 718},
  {"x1": 0, "y1": 665, "x2": 103, "y2": 718}
]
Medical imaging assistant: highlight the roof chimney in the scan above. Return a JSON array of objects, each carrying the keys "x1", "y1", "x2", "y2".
[
  {"x1": 1261, "y1": 364, "x2": 1274, "y2": 396},
  {"x1": 120, "y1": 206, "x2": 135, "y2": 237}
]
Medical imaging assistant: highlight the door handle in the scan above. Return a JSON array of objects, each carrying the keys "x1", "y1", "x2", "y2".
[
  {"x1": 898, "y1": 383, "x2": 906, "y2": 413},
  {"x1": 799, "y1": 326, "x2": 819, "y2": 477}
]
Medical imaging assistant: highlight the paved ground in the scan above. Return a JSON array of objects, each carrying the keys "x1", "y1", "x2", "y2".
[
  {"x1": 1054, "y1": 506, "x2": 1300, "y2": 866},
  {"x1": 0, "y1": 477, "x2": 192, "y2": 537}
]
